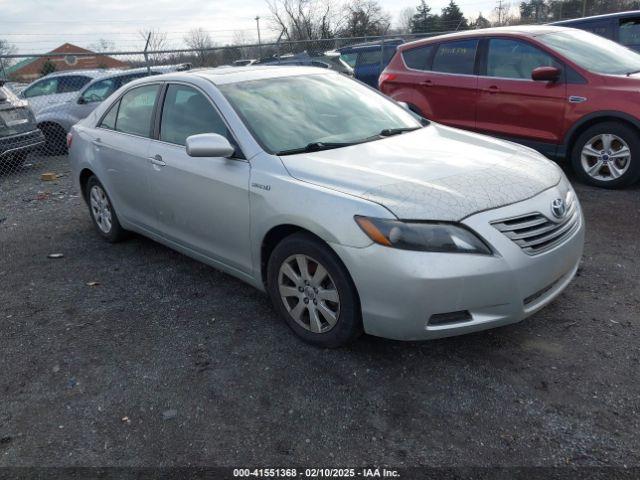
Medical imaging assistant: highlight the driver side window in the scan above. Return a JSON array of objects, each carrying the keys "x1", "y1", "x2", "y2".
[
  {"x1": 159, "y1": 84, "x2": 230, "y2": 147},
  {"x1": 486, "y1": 38, "x2": 558, "y2": 80},
  {"x1": 81, "y1": 79, "x2": 117, "y2": 104},
  {"x1": 24, "y1": 78, "x2": 58, "y2": 98}
]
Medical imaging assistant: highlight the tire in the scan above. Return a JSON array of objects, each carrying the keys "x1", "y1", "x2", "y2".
[
  {"x1": 85, "y1": 175, "x2": 128, "y2": 243},
  {"x1": 571, "y1": 121, "x2": 640, "y2": 189},
  {"x1": 267, "y1": 232, "x2": 363, "y2": 348},
  {"x1": 40, "y1": 123, "x2": 68, "y2": 156}
]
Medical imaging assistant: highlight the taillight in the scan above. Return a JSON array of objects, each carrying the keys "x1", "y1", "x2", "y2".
[
  {"x1": 378, "y1": 72, "x2": 397, "y2": 89},
  {"x1": 66, "y1": 132, "x2": 73, "y2": 149}
]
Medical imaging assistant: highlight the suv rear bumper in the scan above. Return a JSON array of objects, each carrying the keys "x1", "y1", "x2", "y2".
[{"x1": 0, "y1": 129, "x2": 46, "y2": 159}]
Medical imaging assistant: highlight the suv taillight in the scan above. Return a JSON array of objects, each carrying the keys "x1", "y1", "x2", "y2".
[
  {"x1": 66, "y1": 132, "x2": 73, "y2": 149},
  {"x1": 378, "y1": 72, "x2": 397, "y2": 89}
]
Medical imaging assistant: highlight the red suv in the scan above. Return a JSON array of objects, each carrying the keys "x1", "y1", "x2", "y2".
[{"x1": 380, "y1": 25, "x2": 640, "y2": 188}]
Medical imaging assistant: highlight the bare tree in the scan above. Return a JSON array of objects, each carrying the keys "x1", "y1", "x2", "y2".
[
  {"x1": 89, "y1": 38, "x2": 116, "y2": 53},
  {"x1": 138, "y1": 28, "x2": 168, "y2": 63},
  {"x1": 492, "y1": 0, "x2": 515, "y2": 26},
  {"x1": 184, "y1": 28, "x2": 215, "y2": 66},
  {"x1": 267, "y1": 0, "x2": 344, "y2": 41},
  {"x1": 341, "y1": 0, "x2": 391, "y2": 37},
  {"x1": 397, "y1": 7, "x2": 415, "y2": 34},
  {"x1": 0, "y1": 39, "x2": 17, "y2": 76}
]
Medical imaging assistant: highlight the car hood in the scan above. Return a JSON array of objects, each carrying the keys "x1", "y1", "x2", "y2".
[{"x1": 279, "y1": 124, "x2": 562, "y2": 221}]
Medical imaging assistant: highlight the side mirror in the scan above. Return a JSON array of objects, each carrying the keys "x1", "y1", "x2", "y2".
[
  {"x1": 186, "y1": 133, "x2": 235, "y2": 158},
  {"x1": 531, "y1": 66, "x2": 561, "y2": 82},
  {"x1": 77, "y1": 96, "x2": 87, "y2": 104}
]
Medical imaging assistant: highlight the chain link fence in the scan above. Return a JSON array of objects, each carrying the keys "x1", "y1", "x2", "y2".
[{"x1": 0, "y1": 32, "x2": 450, "y2": 186}]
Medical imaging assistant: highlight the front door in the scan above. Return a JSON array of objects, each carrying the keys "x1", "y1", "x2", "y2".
[
  {"x1": 147, "y1": 83, "x2": 252, "y2": 274},
  {"x1": 476, "y1": 38, "x2": 566, "y2": 146}
]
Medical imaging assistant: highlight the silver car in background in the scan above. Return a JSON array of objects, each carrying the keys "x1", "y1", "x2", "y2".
[
  {"x1": 36, "y1": 64, "x2": 191, "y2": 154},
  {"x1": 68, "y1": 67, "x2": 584, "y2": 347}
]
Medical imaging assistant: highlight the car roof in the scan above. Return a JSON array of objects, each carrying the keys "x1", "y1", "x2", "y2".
[
  {"x1": 338, "y1": 38, "x2": 404, "y2": 52},
  {"x1": 45, "y1": 69, "x2": 107, "y2": 79},
  {"x1": 120, "y1": 66, "x2": 334, "y2": 89},
  {"x1": 551, "y1": 10, "x2": 640, "y2": 24},
  {"x1": 398, "y1": 25, "x2": 572, "y2": 50}
]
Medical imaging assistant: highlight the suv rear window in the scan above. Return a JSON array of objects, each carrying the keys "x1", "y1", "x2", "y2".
[
  {"x1": 432, "y1": 39, "x2": 478, "y2": 75},
  {"x1": 402, "y1": 45, "x2": 434, "y2": 70}
]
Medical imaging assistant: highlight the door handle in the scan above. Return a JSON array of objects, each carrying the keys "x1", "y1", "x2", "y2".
[
  {"x1": 420, "y1": 79, "x2": 434, "y2": 86},
  {"x1": 149, "y1": 154, "x2": 166, "y2": 167},
  {"x1": 91, "y1": 138, "x2": 101, "y2": 147},
  {"x1": 485, "y1": 85, "x2": 499, "y2": 94}
]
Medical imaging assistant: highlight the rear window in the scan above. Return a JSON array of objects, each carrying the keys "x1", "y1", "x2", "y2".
[
  {"x1": 402, "y1": 45, "x2": 434, "y2": 70},
  {"x1": 432, "y1": 39, "x2": 478, "y2": 75},
  {"x1": 620, "y1": 18, "x2": 640, "y2": 46}
]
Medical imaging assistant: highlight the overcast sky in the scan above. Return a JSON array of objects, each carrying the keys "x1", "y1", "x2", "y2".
[{"x1": 0, "y1": 0, "x2": 500, "y2": 55}]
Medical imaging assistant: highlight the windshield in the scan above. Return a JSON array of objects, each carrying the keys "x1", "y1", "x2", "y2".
[
  {"x1": 538, "y1": 29, "x2": 640, "y2": 75},
  {"x1": 218, "y1": 73, "x2": 420, "y2": 154}
]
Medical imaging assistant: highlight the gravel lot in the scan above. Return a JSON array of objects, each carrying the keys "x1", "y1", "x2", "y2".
[{"x1": 0, "y1": 155, "x2": 639, "y2": 468}]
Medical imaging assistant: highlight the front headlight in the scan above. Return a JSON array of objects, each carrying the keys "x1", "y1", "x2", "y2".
[{"x1": 355, "y1": 216, "x2": 492, "y2": 254}]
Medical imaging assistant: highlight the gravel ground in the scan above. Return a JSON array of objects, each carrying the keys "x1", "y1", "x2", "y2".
[{"x1": 0, "y1": 155, "x2": 639, "y2": 468}]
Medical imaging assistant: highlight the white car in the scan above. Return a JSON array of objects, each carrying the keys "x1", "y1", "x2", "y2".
[{"x1": 68, "y1": 67, "x2": 585, "y2": 347}]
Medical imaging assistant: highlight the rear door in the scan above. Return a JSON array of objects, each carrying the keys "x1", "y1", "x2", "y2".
[
  {"x1": 91, "y1": 84, "x2": 160, "y2": 229},
  {"x1": 419, "y1": 39, "x2": 479, "y2": 130},
  {"x1": 475, "y1": 37, "x2": 566, "y2": 147}
]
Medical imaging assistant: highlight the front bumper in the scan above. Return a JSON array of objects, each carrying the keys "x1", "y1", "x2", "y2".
[
  {"x1": 0, "y1": 129, "x2": 46, "y2": 160},
  {"x1": 332, "y1": 186, "x2": 585, "y2": 341}
]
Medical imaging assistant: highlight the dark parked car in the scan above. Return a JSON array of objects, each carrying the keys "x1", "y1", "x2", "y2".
[
  {"x1": 551, "y1": 10, "x2": 640, "y2": 51},
  {"x1": 256, "y1": 51, "x2": 353, "y2": 76},
  {"x1": 0, "y1": 81, "x2": 45, "y2": 170},
  {"x1": 380, "y1": 25, "x2": 640, "y2": 188},
  {"x1": 338, "y1": 38, "x2": 403, "y2": 88}
]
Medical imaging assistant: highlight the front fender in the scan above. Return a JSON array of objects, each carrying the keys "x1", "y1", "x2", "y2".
[{"x1": 35, "y1": 110, "x2": 76, "y2": 132}]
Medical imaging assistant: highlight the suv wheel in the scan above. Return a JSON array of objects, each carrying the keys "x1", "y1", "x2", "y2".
[
  {"x1": 85, "y1": 176, "x2": 128, "y2": 242},
  {"x1": 40, "y1": 123, "x2": 68, "y2": 156},
  {"x1": 571, "y1": 122, "x2": 640, "y2": 188},
  {"x1": 267, "y1": 233, "x2": 363, "y2": 348}
]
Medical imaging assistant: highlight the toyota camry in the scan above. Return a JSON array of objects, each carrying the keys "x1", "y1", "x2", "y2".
[{"x1": 68, "y1": 67, "x2": 585, "y2": 347}]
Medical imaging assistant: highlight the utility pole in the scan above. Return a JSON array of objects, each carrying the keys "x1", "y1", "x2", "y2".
[
  {"x1": 582, "y1": 0, "x2": 587, "y2": 18},
  {"x1": 255, "y1": 16, "x2": 263, "y2": 59}
]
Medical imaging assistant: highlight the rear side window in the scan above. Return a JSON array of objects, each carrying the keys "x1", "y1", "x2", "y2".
[
  {"x1": 23, "y1": 78, "x2": 58, "y2": 98},
  {"x1": 57, "y1": 75, "x2": 91, "y2": 93},
  {"x1": 620, "y1": 18, "x2": 640, "y2": 46},
  {"x1": 402, "y1": 45, "x2": 434, "y2": 70},
  {"x1": 99, "y1": 100, "x2": 119, "y2": 130},
  {"x1": 358, "y1": 50, "x2": 381, "y2": 66},
  {"x1": 81, "y1": 78, "x2": 117, "y2": 103},
  {"x1": 115, "y1": 84, "x2": 160, "y2": 137},
  {"x1": 432, "y1": 39, "x2": 478, "y2": 75},
  {"x1": 159, "y1": 84, "x2": 229, "y2": 146}
]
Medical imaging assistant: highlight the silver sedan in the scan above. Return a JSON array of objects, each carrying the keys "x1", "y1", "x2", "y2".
[{"x1": 68, "y1": 67, "x2": 584, "y2": 347}]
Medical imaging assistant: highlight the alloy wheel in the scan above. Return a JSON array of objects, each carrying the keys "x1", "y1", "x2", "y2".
[
  {"x1": 89, "y1": 185, "x2": 113, "y2": 234},
  {"x1": 278, "y1": 254, "x2": 340, "y2": 334},
  {"x1": 580, "y1": 133, "x2": 631, "y2": 182}
]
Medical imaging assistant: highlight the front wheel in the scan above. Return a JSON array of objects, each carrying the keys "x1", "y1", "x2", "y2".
[
  {"x1": 571, "y1": 122, "x2": 640, "y2": 188},
  {"x1": 267, "y1": 233, "x2": 362, "y2": 348}
]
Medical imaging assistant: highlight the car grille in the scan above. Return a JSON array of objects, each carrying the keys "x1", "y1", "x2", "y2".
[{"x1": 491, "y1": 192, "x2": 580, "y2": 255}]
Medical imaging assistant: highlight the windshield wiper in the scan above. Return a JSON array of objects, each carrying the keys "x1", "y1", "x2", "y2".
[
  {"x1": 276, "y1": 141, "x2": 359, "y2": 156},
  {"x1": 379, "y1": 126, "x2": 422, "y2": 137},
  {"x1": 627, "y1": 69, "x2": 640, "y2": 76}
]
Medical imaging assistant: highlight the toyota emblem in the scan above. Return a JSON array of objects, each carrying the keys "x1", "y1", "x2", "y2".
[{"x1": 551, "y1": 198, "x2": 566, "y2": 219}]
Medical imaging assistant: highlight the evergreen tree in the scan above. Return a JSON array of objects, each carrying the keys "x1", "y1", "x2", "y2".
[
  {"x1": 440, "y1": 0, "x2": 468, "y2": 31},
  {"x1": 40, "y1": 59, "x2": 56, "y2": 76},
  {"x1": 410, "y1": 0, "x2": 440, "y2": 33},
  {"x1": 470, "y1": 12, "x2": 491, "y2": 29}
]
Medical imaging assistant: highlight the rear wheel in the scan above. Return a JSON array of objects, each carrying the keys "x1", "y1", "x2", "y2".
[
  {"x1": 40, "y1": 123, "x2": 68, "y2": 156},
  {"x1": 571, "y1": 122, "x2": 640, "y2": 188},
  {"x1": 267, "y1": 233, "x2": 362, "y2": 348},
  {"x1": 85, "y1": 176, "x2": 128, "y2": 242}
]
